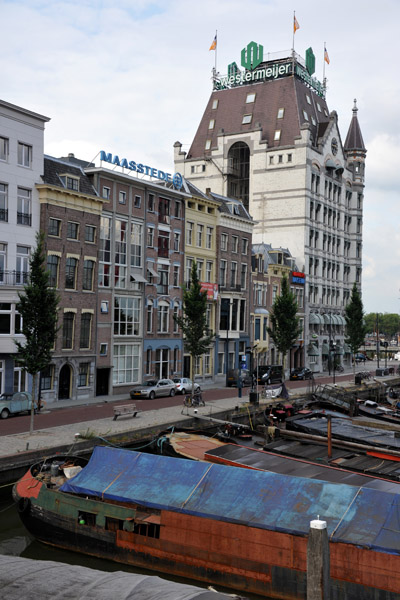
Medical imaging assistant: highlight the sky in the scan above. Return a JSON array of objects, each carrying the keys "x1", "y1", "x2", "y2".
[{"x1": 2, "y1": 0, "x2": 400, "y2": 314}]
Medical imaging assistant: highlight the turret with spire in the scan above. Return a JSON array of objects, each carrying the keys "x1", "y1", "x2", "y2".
[{"x1": 344, "y1": 99, "x2": 367, "y2": 183}]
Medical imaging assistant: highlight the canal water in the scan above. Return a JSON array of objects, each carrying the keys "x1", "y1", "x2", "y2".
[{"x1": 0, "y1": 490, "x2": 276, "y2": 600}]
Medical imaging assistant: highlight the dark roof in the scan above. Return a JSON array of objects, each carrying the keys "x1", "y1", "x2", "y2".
[
  {"x1": 208, "y1": 191, "x2": 252, "y2": 221},
  {"x1": 59, "y1": 153, "x2": 95, "y2": 168},
  {"x1": 187, "y1": 73, "x2": 330, "y2": 159},
  {"x1": 344, "y1": 99, "x2": 366, "y2": 151},
  {"x1": 42, "y1": 156, "x2": 99, "y2": 196}
]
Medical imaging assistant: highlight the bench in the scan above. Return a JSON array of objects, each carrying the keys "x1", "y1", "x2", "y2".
[{"x1": 113, "y1": 403, "x2": 141, "y2": 421}]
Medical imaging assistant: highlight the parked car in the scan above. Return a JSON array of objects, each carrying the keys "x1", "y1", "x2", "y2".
[
  {"x1": 254, "y1": 365, "x2": 283, "y2": 385},
  {"x1": 0, "y1": 392, "x2": 33, "y2": 419},
  {"x1": 290, "y1": 367, "x2": 313, "y2": 381},
  {"x1": 130, "y1": 379, "x2": 176, "y2": 399},
  {"x1": 394, "y1": 352, "x2": 400, "y2": 361},
  {"x1": 227, "y1": 369, "x2": 253, "y2": 387},
  {"x1": 172, "y1": 378, "x2": 201, "y2": 395},
  {"x1": 354, "y1": 353, "x2": 367, "y2": 363}
]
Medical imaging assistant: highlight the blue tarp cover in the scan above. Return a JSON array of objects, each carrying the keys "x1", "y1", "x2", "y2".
[{"x1": 60, "y1": 446, "x2": 400, "y2": 555}]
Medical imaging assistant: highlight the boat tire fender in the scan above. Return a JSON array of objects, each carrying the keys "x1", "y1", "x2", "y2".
[{"x1": 17, "y1": 497, "x2": 30, "y2": 514}]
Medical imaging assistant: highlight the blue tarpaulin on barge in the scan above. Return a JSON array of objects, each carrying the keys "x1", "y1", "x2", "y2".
[{"x1": 60, "y1": 446, "x2": 400, "y2": 555}]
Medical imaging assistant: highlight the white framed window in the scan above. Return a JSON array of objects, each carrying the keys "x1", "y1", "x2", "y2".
[
  {"x1": 306, "y1": 94, "x2": 311, "y2": 104},
  {"x1": 102, "y1": 186, "x2": 111, "y2": 200},
  {"x1": 119, "y1": 190, "x2": 126, "y2": 204},
  {"x1": 157, "y1": 302, "x2": 169, "y2": 333},
  {"x1": 113, "y1": 344, "x2": 140, "y2": 385},
  {"x1": 173, "y1": 264, "x2": 180, "y2": 287},
  {"x1": 240, "y1": 263, "x2": 247, "y2": 288},
  {"x1": 197, "y1": 224, "x2": 203, "y2": 247},
  {"x1": 114, "y1": 296, "x2": 141, "y2": 336},
  {"x1": 17, "y1": 142, "x2": 32, "y2": 167},
  {"x1": 17, "y1": 188, "x2": 31, "y2": 226},
  {"x1": 173, "y1": 303, "x2": 179, "y2": 333},
  {"x1": 242, "y1": 238, "x2": 248, "y2": 255},
  {"x1": 48, "y1": 218, "x2": 61, "y2": 237},
  {"x1": 130, "y1": 222, "x2": 143, "y2": 267},
  {"x1": 277, "y1": 108, "x2": 285, "y2": 119},
  {"x1": 67, "y1": 221, "x2": 79, "y2": 240},
  {"x1": 157, "y1": 263, "x2": 169, "y2": 294},
  {"x1": 173, "y1": 231, "x2": 180, "y2": 251},
  {"x1": 274, "y1": 130, "x2": 281, "y2": 141},
  {"x1": 206, "y1": 260, "x2": 212, "y2": 283},
  {"x1": 205, "y1": 139, "x2": 211, "y2": 150},
  {"x1": 206, "y1": 226, "x2": 213, "y2": 249},
  {"x1": 0, "y1": 183, "x2": 7, "y2": 222},
  {"x1": 208, "y1": 119, "x2": 215, "y2": 129},
  {"x1": 83, "y1": 260, "x2": 95, "y2": 291},
  {"x1": 186, "y1": 221, "x2": 193, "y2": 245},
  {"x1": 65, "y1": 257, "x2": 78, "y2": 289},
  {"x1": 219, "y1": 259, "x2": 227, "y2": 286},
  {"x1": 221, "y1": 233, "x2": 228, "y2": 251},
  {"x1": 303, "y1": 110, "x2": 309, "y2": 121},
  {"x1": 242, "y1": 114, "x2": 252, "y2": 124},
  {"x1": 146, "y1": 301, "x2": 153, "y2": 333},
  {"x1": 41, "y1": 365, "x2": 55, "y2": 390},
  {"x1": 231, "y1": 236, "x2": 238, "y2": 253},
  {"x1": 186, "y1": 257, "x2": 193, "y2": 284},
  {"x1": 196, "y1": 259, "x2": 203, "y2": 280},
  {"x1": 212, "y1": 99, "x2": 219, "y2": 109},
  {"x1": 85, "y1": 225, "x2": 96, "y2": 243},
  {"x1": 230, "y1": 261, "x2": 237, "y2": 287},
  {"x1": 115, "y1": 219, "x2": 127, "y2": 288},
  {"x1": 147, "y1": 226, "x2": 154, "y2": 247},
  {"x1": 246, "y1": 93, "x2": 256, "y2": 103},
  {"x1": 0, "y1": 137, "x2": 9, "y2": 161},
  {"x1": 47, "y1": 254, "x2": 60, "y2": 288},
  {"x1": 134, "y1": 195, "x2": 141, "y2": 208}
]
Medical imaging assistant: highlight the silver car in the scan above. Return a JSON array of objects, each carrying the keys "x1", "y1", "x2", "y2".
[
  {"x1": 172, "y1": 378, "x2": 201, "y2": 395},
  {"x1": 130, "y1": 379, "x2": 176, "y2": 399}
]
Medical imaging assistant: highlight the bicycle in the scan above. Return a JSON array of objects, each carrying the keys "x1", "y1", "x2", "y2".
[{"x1": 182, "y1": 392, "x2": 205, "y2": 411}]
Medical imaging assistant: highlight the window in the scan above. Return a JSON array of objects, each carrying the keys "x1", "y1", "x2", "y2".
[
  {"x1": 147, "y1": 226, "x2": 154, "y2": 247},
  {"x1": 102, "y1": 186, "x2": 111, "y2": 200},
  {"x1": 246, "y1": 93, "x2": 256, "y2": 103},
  {"x1": 241, "y1": 238, "x2": 248, "y2": 255},
  {"x1": 274, "y1": 130, "x2": 281, "y2": 141},
  {"x1": 158, "y1": 230, "x2": 169, "y2": 258},
  {"x1": 115, "y1": 220, "x2": 127, "y2": 288},
  {"x1": 205, "y1": 140, "x2": 211, "y2": 150},
  {"x1": 231, "y1": 236, "x2": 238, "y2": 253},
  {"x1": 230, "y1": 262, "x2": 237, "y2": 287},
  {"x1": 157, "y1": 303, "x2": 169, "y2": 333},
  {"x1": 174, "y1": 200, "x2": 181, "y2": 218},
  {"x1": 185, "y1": 258, "x2": 193, "y2": 284},
  {"x1": 113, "y1": 344, "x2": 140, "y2": 385},
  {"x1": 16, "y1": 246, "x2": 29, "y2": 285},
  {"x1": 114, "y1": 296, "x2": 141, "y2": 336},
  {"x1": 157, "y1": 263, "x2": 169, "y2": 294},
  {"x1": 146, "y1": 301, "x2": 153, "y2": 333},
  {"x1": 302, "y1": 110, "x2": 309, "y2": 121},
  {"x1": 306, "y1": 94, "x2": 311, "y2": 104},
  {"x1": 317, "y1": 102, "x2": 322, "y2": 112},
  {"x1": 173, "y1": 265, "x2": 180, "y2": 286},
  {"x1": 208, "y1": 119, "x2": 215, "y2": 129},
  {"x1": 80, "y1": 314, "x2": 92, "y2": 348},
  {"x1": 206, "y1": 226, "x2": 213, "y2": 249},
  {"x1": 100, "y1": 300, "x2": 109, "y2": 314},
  {"x1": 78, "y1": 363, "x2": 90, "y2": 387},
  {"x1": 41, "y1": 365, "x2": 55, "y2": 390},
  {"x1": 60, "y1": 176, "x2": 79, "y2": 191},
  {"x1": 99, "y1": 217, "x2": 111, "y2": 287},
  {"x1": 196, "y1": 259, "x2": 203, "y2": 280},
  {"x1": 240, "y1": 263, "x2": 247, "y2": 288},
  {"x1": 186, "y1": 221, "x2": 193, "y2": 245},
  {"x1": 212, "y1": 99, "x2": 218, "y2": 109},
  {"x1": 17, "y1": 188, "x2": 31, "y2": 226},
  {"x1": 48, "y1": 218, "x2": 61, "y2": 237},
  {"x1": 0, "y1": 303, "x2": 11, "y2": 334},
  {"x1": 155, "y1": 348, "x2": 169, "y2": 379},
  {"x1": 130, "y1": 222, "x2": 143, "y2": 267},
  {"x1": 0, "y1": 137, "x2": 9, "y2": 161},
  {"x1": 119, "y1": 190, "x2": 126, "y2": 204},
  {"x1": 100, "y1": 343, "x2": 108, "y2": 356},
  {"x1": 47, "y1": 255, "x2": 60, "y2": 288},
  {"x1": 287, "y1": 154, "x2": 292, "y2": 162},
  {"x1": 311, "y1": 116, "x2": 316, "y2": 126},
  {"x1": 148, "y1": 193, "x2": 155, "y2": 211},
  {"x1": 221, "y1": 233, "x2": 228, "y2": 251},
  {"x1": 0, "y1": 183, "x2": 8, "y2": 222},
  {"x1": 219, "y1": 260, "x2": 227, "y2": 286},
  {"x1": 277, "y1": 108, "x2": 285, "y2": 119},
  {"x1": 85, "y1": 225, "x2": 96, "y2": 243},
  {"x1": 83, "y1": 260, "x2": 95, "y2": 291},
  {"x1": 134, "y1": 195, "x2": 141, "y2": 208},
  {"x1": 269, "y1": 156, "x2": 274, "y2": 164},
  {"x1": 17, "y1": 142, "x2": 32, "y2": 167},
  {"x1": 0, "y1": 244, "x2": 6, "y2": 284},
  {"x1": 242, "y1": 114, "x2": 252, "y2": 124},
  {"x1": 206, "y1": 260, "x2": 212, "y2": 283},
  {"x1": 173, "y1": 232, "x2": 180, "y2": 251},
  {"x1": 62, "y1": 312, "x2": 75, "y2": 349},
  {"x1": 197, "y1": 224, "x2": 203, "y2": 247},
  {"x1": 67, "y1": 222, "x2": 79, "y2": 240},
  {"x1": 65, "y1": 256, "x2": 78, "y2": 288},
  {"x1": 278, "y1": 155, "x2": 283, "y2": 163}
]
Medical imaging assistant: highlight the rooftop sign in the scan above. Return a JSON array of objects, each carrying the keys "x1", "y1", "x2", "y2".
[
  {"x1": 100, "y1": 151, "x2": 183, "y2": 190},
  {"x1": 214, "y1": 41, "x2": 324, "y2": 97}
]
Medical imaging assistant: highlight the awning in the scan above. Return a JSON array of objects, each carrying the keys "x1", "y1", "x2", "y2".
[
  {"x1": 322, "y1": 343, "x2": 330, "y2": 354},
  {"x1": 323, "y1": 314, "x2": 331, "y2": 324},
  {"x1": 307, "y1": 343, "x2": 319, "y2": 356},
  {"x1": 338, "y1": 315, "x2": 346, "y2": 325},
  {"x1": 254, "y1": 308, "x2": 269, "y2": 315},
  {"x1": 147, "y1": 266, "x2": 158, "y2": 278},
  {"x1": 331, "y1": 315, "x2": 339, "y2": 325},
  {"x1": 130, "y1": 271, "x2": 148, "y2": 283},
  {"x1": 309, "y1": 313, "x2": 320, "y2": 324},
  {"x1": 336, "y1": 165, "x2": 344, "y2": 174},
  {"x1": 325, "y1": 159, "x2": 336, "y2": 169}
]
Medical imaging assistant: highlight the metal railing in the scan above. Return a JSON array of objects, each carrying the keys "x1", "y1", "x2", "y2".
[{"x1": 0, "y1": 270, "x2": 29, "y2": 286}]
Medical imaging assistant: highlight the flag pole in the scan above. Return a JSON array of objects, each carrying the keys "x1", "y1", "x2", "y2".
[
  {"x1": 215, "y1": 30, "x2": 217, "y2": 73},
  {"x1": 292, "y1": 12, "x2": 295, "y2": 51}
]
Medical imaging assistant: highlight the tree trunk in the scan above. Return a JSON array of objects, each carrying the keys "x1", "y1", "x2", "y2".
[
  {"x1": 29, "y1": 372, "x2": 37, "y2": 435},
  {"x1": 190, "y1": 354, "x2": 195, "y2": 398}
]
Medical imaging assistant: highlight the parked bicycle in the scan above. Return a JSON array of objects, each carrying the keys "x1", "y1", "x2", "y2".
[{"x1": 182, "y1": 391, "x2": 205, "y2": 410}]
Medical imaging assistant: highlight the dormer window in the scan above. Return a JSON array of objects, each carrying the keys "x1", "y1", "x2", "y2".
[
  {"x1": 246, "y1": 93, "x2": 256, "y2": 103},
  {"x1": 274, "y1": 130, "x2": 281, "y2": 141},
  {"x1": 212, "y1": 99, "x2": 218, "y2": 109},
  {"x1": 306, "y1": 94, "x2": 311, "y2": 104},
  {"x1": 277, "y1": 108, "x2": 285, "y2": 119},
  {"x1": 205, "y1": 139, "x2": 212, "y2": 150},
  {"x1": 303, "y1": 110, "x2": 309, "y2": 121},
  {"x1": 242, "y1": 114, "x2": 252, "y2": 124},
  {"x1": 209, "y1": 119, "x2": 215, "y2": 129},
  {"x1": 60, "y1": 174, "x2": 79, "y2": 191}
]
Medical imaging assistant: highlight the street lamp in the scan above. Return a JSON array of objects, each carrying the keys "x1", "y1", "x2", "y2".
[{"x1": 330, "y1": 340, "x2": 337, "y2": 385}]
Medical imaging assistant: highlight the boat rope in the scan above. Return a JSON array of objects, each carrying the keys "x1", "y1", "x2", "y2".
[
  {"x1": 329, "y1": 487, "x2": 362, "y2": 540},
  {"x1": 0, "y1": 502, "x2": 14, "y2": 513},
  {"x1": 180, "y1": 464, "x2": 213, "y2": 509}
]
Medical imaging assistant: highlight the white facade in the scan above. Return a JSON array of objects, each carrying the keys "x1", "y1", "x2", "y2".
[{"x1": 0, "y1": 100, "x2": 49, "y2": 393}]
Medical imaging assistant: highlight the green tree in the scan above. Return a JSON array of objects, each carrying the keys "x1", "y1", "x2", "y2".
[
  {"x1": 15, "y1": 233, "x2": 59, "y2": 434},
  {"x1": 173, "y1": 261, "x2": 214, "y2": 397},
  {"x1": 364, "y1": 313, "x2": 377, "y2": 334},
  {"x1": 345, "y1": 283, "x2": 367, "y2": 373},
  {"x1": 267, "y1": 276, "x2": 301, "y2": 377}
]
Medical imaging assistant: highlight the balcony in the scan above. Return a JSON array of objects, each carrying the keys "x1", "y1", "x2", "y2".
[{"x1": 0, "y1": 270, "x2": 29, "y2": 286}]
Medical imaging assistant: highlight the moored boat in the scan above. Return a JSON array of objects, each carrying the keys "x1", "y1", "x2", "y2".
[{"x1": 13, "y1": 445, "x2": 400, "y2": 599}]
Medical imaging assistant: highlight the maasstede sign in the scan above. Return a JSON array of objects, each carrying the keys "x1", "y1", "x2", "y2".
[
  {"x1": 100, "y1": 150, "x2": 183, "y2": 190},
  {"x1": 214, "y1": 41, "x2": 324, "y2": 97}
]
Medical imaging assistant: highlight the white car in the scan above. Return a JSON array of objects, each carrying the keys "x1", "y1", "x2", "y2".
[
  {"x1": 394, "y1": 352, "x2": 400, "y2": 361},
  {"x1": 172, "y1": 378, "x2": 201, "y2": 395}
]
